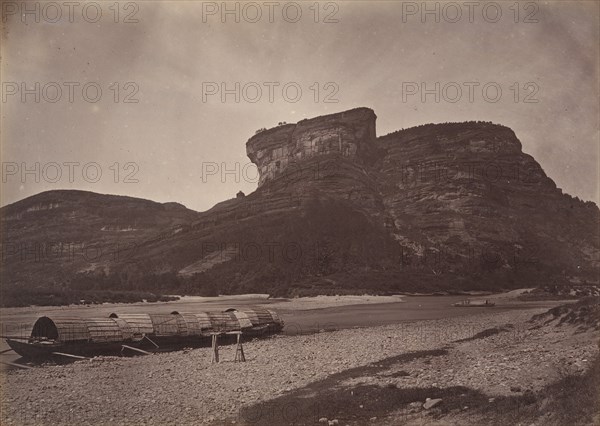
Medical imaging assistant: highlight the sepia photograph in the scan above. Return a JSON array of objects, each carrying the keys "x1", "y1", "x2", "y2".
[{"x1": 1, "y1": 1, "x2": 599, "y2": 425}]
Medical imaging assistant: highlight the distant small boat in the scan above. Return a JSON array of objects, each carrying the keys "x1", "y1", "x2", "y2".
[
  {"x1": 4, "y1": 307, "x2": 284, "y2": 360},
  {"x1": 452, "y1": 299, "x2": 495, "y2": 307}
]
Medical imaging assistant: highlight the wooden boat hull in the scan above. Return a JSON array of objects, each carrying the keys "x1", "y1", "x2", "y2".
[
  {"x1": 5, "y1": 307, "x2": 284, "y2": 360},
  {"x1": 6, "y1": 330, "x2": 279, "y2": 360},
  {"x1": 6, "y1": 338, "x2": 140, "y2": 359},
  {"x1": 6, "y1": 339, "x2": 60, "y2": 359}
]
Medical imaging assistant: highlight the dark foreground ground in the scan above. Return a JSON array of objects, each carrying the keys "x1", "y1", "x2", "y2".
[
  {"x1": 1, "y1": 298, "x2": 598, "y2": 425},
  {"x1": 236, "y1": 299, "x2": 600, "y2": 426}
]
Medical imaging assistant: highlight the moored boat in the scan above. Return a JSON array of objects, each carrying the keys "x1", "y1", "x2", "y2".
[
  {"x1": 452, "y1": 299, "x2": 496, "y2": 307},
  {"x1": 5, "y1": 307, "x2": 284, "y2": 360}
]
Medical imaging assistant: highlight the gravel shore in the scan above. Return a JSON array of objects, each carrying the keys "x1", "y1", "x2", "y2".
[{"x1": 1, "y1": 307, "x2": 596, "y2": 425}]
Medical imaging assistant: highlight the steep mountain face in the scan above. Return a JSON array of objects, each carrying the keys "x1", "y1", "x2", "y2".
[
  {"x1": 375, "y1": 123, "x2": 599, "y2": 279},
  {"x1": 2, "y1": 108, "x2": 598, "y2": 296},
  {"x1": 1, "y1": 190, "x2": 198, "y2": 286}
]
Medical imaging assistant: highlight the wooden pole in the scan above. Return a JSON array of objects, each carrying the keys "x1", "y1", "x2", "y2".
[
  {"x1": 0, "y1": 361, "x2": 32, "y2": 369},
  {"x1": 121, "y1": 345, "x2": 151, "y2": 355},
  {"x1": 143, "y1": 335, "x2": 160, "y2": 349},
  {"x1": 51, "y1": 352, "x2": 88, "y2": 360},
  {"x1": 211, "y1": 334, "x2": 219, "y2": 363},
  {"x1": 234, "y1": 332, "x2": 246, "y2": 362}
]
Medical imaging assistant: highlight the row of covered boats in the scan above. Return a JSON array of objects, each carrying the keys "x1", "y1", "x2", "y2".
[{"x1": 5, "y1": 307, "x2": 284, "y2": 360}]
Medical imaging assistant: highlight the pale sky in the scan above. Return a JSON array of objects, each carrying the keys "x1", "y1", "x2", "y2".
[{"x1": 1, "y1": 1, "x2": 598, "y2": 211}]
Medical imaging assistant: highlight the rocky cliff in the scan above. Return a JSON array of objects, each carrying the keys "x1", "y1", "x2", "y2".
[
  {"x1": 2, "y1": 108, "x2": 598, "y2": 299},
  {"x1": 247, "y1": 107, "x2": 377, "y2": 187},
  {"x1": 375, "y1": 122, "x2": 599, "y2": 277}
]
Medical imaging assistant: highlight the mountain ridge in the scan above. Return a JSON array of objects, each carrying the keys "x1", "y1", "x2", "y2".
[{"x1": 2, "y1": 108, "x2": 598, "y2": 301}]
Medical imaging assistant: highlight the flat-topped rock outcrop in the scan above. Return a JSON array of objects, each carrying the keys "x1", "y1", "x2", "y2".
[{"x1": 247, "y1": 107, "x2": 377, "y2": 187}]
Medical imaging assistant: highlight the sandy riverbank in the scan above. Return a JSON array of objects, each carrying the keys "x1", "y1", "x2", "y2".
[
  {"x1": 264, "y1": 295, "x2": 404, "y2": 311},
  {"x1": 2, "y1": 304, "x2": 597, "y2": 426},
  {"x1": 0, "y1": 294, "x2": 405, "y2": 318}
]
